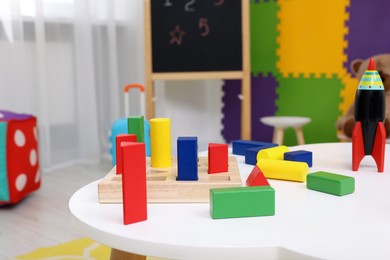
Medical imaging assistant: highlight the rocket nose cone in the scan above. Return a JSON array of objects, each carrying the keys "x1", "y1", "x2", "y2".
[{"x1": 368, "y1": 58, "x2": 376, "y2": 70}]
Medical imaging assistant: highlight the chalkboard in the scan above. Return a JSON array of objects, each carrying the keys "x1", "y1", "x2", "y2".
[{"x1": 150, "y1": 0, "x2": 242, "y2": 72}]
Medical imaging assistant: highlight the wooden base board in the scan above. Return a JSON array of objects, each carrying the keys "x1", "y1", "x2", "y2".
[{"x1": 98, "y1": 156, "x2": 242, "y2": 203}]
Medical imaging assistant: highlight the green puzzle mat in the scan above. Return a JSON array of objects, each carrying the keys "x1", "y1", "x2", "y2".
[{"x1": 276, "y1": 75, "x2": 343, "y2": 146}]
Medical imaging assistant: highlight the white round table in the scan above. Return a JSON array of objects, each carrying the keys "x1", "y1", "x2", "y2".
[
  {"x1": 260, "y1": 116, "x2": 311, "y2": 145},
  {"x1": 69, "y1": 143, "x2": 390, "y2": 260}
]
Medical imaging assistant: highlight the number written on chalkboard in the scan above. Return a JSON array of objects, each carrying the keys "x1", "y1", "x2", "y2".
[
  {"x1": 185, "y1": 0, "x2": 195, "y2": 12},
  {"x1": 151, "y1": 0, "x2": 242, "y2": 72},
  {"x1": 198, "y1": 18, "x2": 209, "y2": 37}
]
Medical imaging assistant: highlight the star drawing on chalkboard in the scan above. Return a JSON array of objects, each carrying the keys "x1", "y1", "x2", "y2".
[{"x1": 169, "y1": 25, "x2": 186, "y2": 46}]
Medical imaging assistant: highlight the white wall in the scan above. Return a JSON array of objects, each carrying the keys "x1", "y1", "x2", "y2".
[{"x1": 154, "y1": 80, "x2": 224, "y2": 154}]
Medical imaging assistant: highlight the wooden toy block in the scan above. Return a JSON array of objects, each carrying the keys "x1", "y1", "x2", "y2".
[
  {"x1": 208, "y1": 143, "x2": 228, "y2": 174},
  {"x1": 246, "y1": 165, "x2": 270, "y2": 186},
  {"x1": 98, "y1": 156, "x2": 242, "y2": 203},
  {"x1": 177, "y1": 137, "x2": 198, "y2": 181},
  {"x1": 115, "y1": 134, "x2": 137, "y2": 174},
  {"x1": 210, "y1": 186, "x2": 275, "y2": 219},
  {"x1": 0, "y1": 111, "x2": 40, "y2": 205},
  {"x1": 257, "y1": 145, "x2": 289, "y2": 161},
  {"x1": 232, "y1": 140, "x2": 277, "y2": 156},
  {"x1": 284, "y1": 150, "x2": 313, "y2": 167},
  {"x1": 121, "y1": 142, "x2": 147, "y2": 225},
  {"x1": 150, "y1": 118, "x2": 172, "y2": 168},
  {"x1": 244, "y1": 143, "x2": 278, "y2": 165},
  {"x1": 257, "y1": 159, "x2": 308, "y2": 182},
  {"x1": 128, "y1": 116, "x2": 145, "y2": 142},
  {"x1": 307, "y1": 171, "x2": 355, "y2": 196}
]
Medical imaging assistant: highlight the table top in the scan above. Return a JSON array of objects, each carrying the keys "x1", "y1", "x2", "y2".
[{"x1": 69, "y1": 143, "x2": 390, "y2": 260}]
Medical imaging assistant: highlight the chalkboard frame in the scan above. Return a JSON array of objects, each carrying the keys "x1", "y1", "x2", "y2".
[{"x1": 144, "y1": 0, "x2": 251, "y2": 139}]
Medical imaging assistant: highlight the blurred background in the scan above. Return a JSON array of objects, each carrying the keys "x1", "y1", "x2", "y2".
[{"x1": 1, "y1": 0, "x2": 389, "y2": 172}]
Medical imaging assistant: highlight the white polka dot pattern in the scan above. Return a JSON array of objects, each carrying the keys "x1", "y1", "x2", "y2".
[
  {"x1": 30, "y1": 149, "x2": 37, "y2": 166},
  {"x1": 16, "y1": 174, "x2": 27, "y2": 191},
  {"x1": 0, "y1": 113, "x2": 3, "y2": 118},
  {"x1": 14, "y1": 130, "x2": 26, "y2": 147}
]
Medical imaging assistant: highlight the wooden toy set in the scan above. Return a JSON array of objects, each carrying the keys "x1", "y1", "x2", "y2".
[
  {"x1": 0, "y1": 110, "x2": 40, "y2": 205},
  {"x1": 98, "y1": 118, "x2": 242, "y2": 207},
  {"x1": 101, "y1": 115, "x2": 366, "y2": 223}
]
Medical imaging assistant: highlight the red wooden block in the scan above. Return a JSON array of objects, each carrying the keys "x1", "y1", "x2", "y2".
[
  {"x1": 208, "y1": 143, "x2": 228, "y2": 174},
  {"x1": 246, "y1": 165, "x2": 270, "y2": 186},
  {"x1": 116, "y1": 134, "x2": 137, "y2": 174},
  {"x1": 121, "y1": 142, "x2": 147, "y2": 225}
]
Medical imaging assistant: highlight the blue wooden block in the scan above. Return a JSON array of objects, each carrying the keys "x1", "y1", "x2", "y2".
[
  {"x1": 177, "y1": 137, "x2": 198, "y2": 181},
  {"x1": 245, "y1": 144, "x2": 278, "y2": 165},
  {"x1": 284, "y1": 150, "x2": 313, "y2": 167},
  {"x1": 232, "y1": 140, "x2": 277, "y2": 156}
]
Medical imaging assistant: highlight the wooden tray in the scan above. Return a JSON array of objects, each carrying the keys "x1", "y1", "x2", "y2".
[{"x1": 98, "y1": 156, "x2": 242, "y2": 203}]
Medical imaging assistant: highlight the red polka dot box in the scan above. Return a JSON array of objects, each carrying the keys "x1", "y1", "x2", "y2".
[{"x1": 0, "y1": 110, "x2": 40, "y2": 205}]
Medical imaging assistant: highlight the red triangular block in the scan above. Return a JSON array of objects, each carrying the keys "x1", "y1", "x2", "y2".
[{"x1": 246, "y1": 165, "x2": 270, "y2": 186}]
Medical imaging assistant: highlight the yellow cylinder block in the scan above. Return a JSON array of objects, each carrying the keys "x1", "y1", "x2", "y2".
[
  {"x1": 256, "y1": 159, "x2": 308, "y2": 182},
  {"x1": 150, "y1": 118, "x2": 172, "y2": 168},
  {"x1": 257, "y1": 145, "x2": 289, "y2": 161}
]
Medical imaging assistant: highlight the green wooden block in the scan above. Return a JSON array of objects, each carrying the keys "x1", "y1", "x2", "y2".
[
  {"x1": 210, "y1": 186, "x2": 275, "y2": 219},
  {"x1": 307, "y1": 171, "x2": 355, "y2": 196},
  {"x1": 128, "y1": 116, "x2": 144, "y2": 142}
]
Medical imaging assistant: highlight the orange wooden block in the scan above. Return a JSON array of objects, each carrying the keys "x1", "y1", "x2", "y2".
[
  {"x1": 246, "y1": 165, "x2": 270, "y2": 187},
  {"x1": 116, "y1": 134, "x2": 137, "y2": 174},
  {"x1": 208, "y1": 143, "x2": 228, "y2": 174},
  {"x1": 121, "y1": 142, "x2": 147, "y2": 225}
]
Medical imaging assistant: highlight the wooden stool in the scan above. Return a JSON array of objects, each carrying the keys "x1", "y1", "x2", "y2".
[{"x1": 260, "y1": 116, "x2": 311, "y2": 145}]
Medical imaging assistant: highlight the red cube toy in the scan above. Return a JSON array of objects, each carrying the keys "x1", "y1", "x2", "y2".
[{"x1": 0, "y1": 110, "x2": 40, "y2": 205}]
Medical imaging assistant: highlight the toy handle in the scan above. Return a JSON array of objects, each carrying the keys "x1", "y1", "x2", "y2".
[{"x1": 123, "y1": 84, "x2": 145, "y2": 117}]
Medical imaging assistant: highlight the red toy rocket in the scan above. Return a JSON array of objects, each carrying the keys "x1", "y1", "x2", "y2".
[{"x1": 352, "y1": 58, "x2": 386, "y2": 172}]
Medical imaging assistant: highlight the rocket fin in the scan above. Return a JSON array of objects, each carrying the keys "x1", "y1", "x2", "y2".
[
  {"x1": 372, "y1": 122, "x2": 386, "y2": 172},
  {"x1": 352, "y1": 122, "x2": 365, "y2": 171}
]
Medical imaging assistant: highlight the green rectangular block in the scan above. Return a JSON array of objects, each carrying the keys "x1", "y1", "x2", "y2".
[
  {"x1": 210, "y1": 186, "x2": 275, "y2": 219},
  {"x1": 128, "y1": 116, "x2": 144, "y2": 142},
  {"x1": 307, "y1": 171, "x2": 355, "y2": 196}
]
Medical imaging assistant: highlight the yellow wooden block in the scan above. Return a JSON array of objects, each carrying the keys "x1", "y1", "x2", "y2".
[
  {"x1": 276, "y1": 0, "x2": 349, "y2": 77},
  {"x1": 257, "y1": 159, "x2": 308, "y2": 182},
  {"x1": 257, "y1": 145, "x2": 289, "y2": 161},
  {"x1": 150, "y1": 118, "x2": 172, "y2": 168}
]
